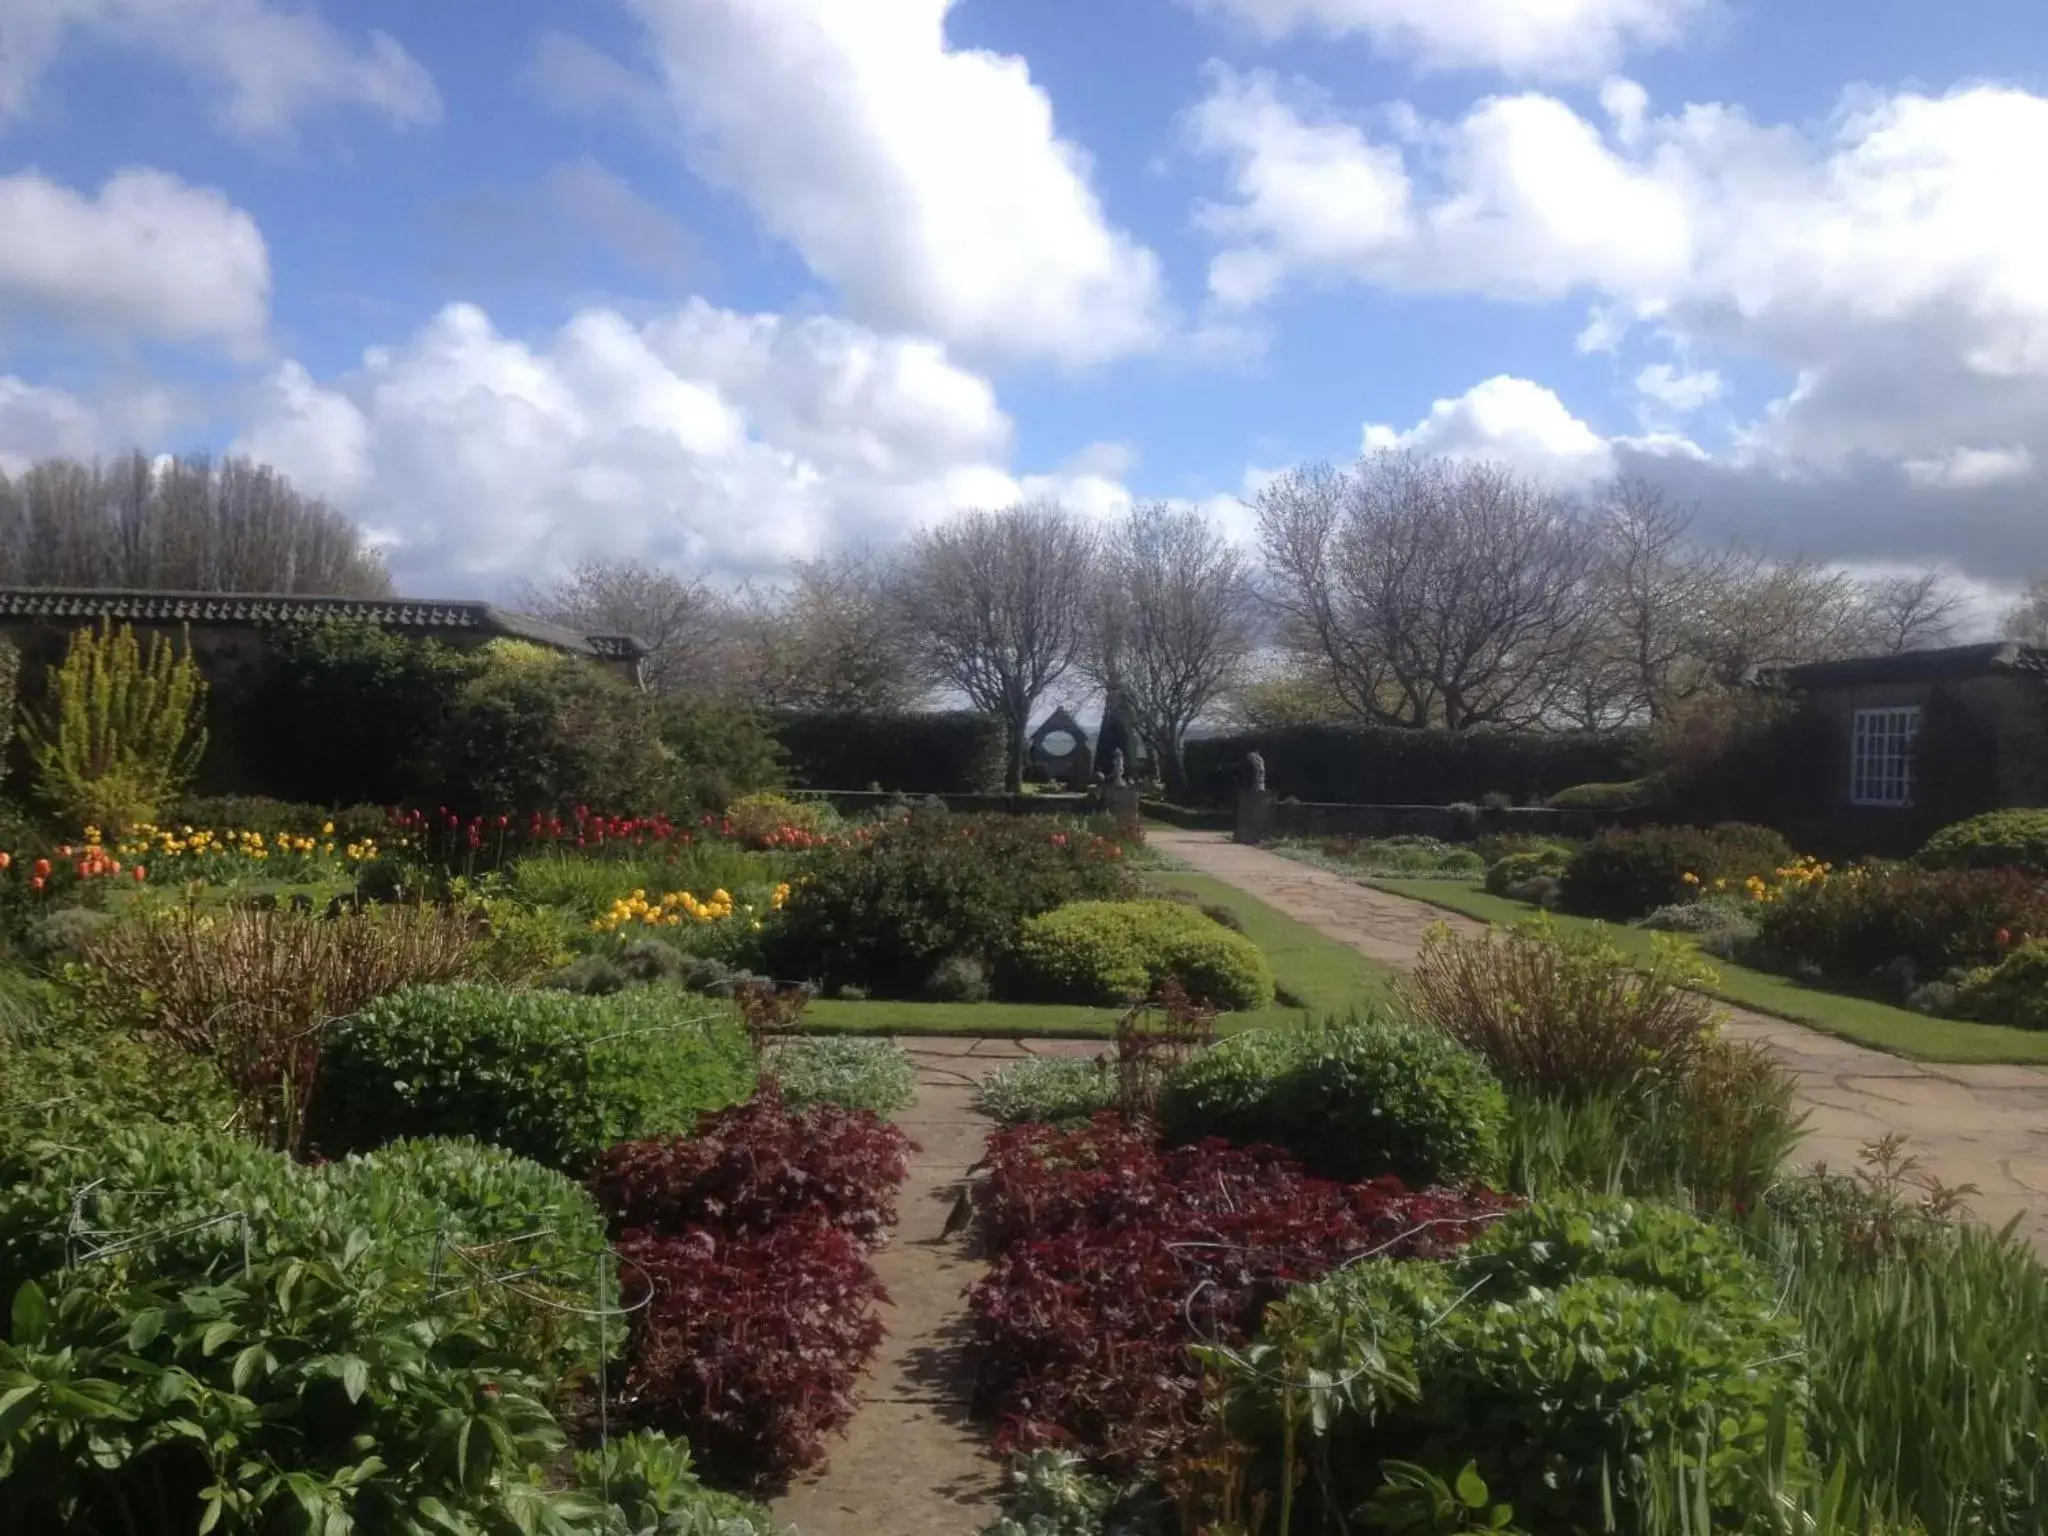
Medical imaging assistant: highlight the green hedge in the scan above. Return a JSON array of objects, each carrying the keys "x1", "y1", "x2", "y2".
[
  {"x1": 1009, "y1": 899, "x2": 1276, "y2": 1010},
  {"x1": 1184, "y1": 724, "x2": 1639, "y2": 807},
  {"x1": 770, "y1": 709, "x2": 1006, "y2": 793},
  {"x1": 1157, "y1": 1016, "x2": 1506, "y2": 1186},
  {"x1": 314, "y1": 983, "x2": 756, "y2": 1171},
  {"x1": 1918, "y1": 809, "x2": 2048, "y2": 878},
  {"x1": 1560, "y1": 823, "x2": 1794, "y2": 921}
]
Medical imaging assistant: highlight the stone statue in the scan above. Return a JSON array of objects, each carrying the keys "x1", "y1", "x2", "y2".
[
  {"x1": 1109, "y1": 749, "x2": 1126, "y2": 786},
  {"x1": 1246, "y1": 751, "x2": 1266, "y2": 791}
]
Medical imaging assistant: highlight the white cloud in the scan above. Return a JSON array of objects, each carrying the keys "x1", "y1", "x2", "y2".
[
  {"x1": 1183, "y1": 0, "x2": 1709, "y2": 80},
  {"x1": 0, "y1": 168, "x2": 270, "y2": 349},
  {"x1": 1902, "y1": 445, "x2": 2035, "y2": 491},
  {"x1": 619, "y1": 0, "x2": 1168, "y2": 364},
  {"x1": 1363, "y1": 375, "x2": 1620, "y2": 484},
  {"x1": 0, "y1": 0, "x2": 439, "y2": 140},
  {"x1": 228, "y1": 299, "x2": 1063, "y2": 590},
  {"x1": 1635, "y1": 362, "x2": 1722, "y2": 412},
  {"x1": 0, "y1": 377, "x2": 102, "y2": 472}
]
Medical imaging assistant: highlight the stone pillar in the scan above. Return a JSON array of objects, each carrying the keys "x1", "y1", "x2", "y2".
[
  {"x1": 1235, "y1": 789, "x2": 1278, "y2": 845},
  {"x1": 1102, "y1": 783, "x2": 1142, "y2": 831}
]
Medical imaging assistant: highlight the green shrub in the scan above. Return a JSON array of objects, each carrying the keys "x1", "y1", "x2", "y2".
[
  {"x1": 1955, "y1": 937, "x2": 2048, "y2": 1028},
  {"x1": 1561, "y1": 823, "x2": 1795, "y2": 920},
  {"x1": 314, "y1": 983, "x2": 755, "y2": 1171},
  {"x1": 768, "y1": 1036, "x2": 916, "y2": 1115},
  {"x1": 1482, "y1": 845, "x2": 1570, "y2": 896},
  {"x1": 575, "y1": 1432, "x2": 777, "y2": 1534},
  {"x1": 169, "y1": 794, "x2": 389, "y2": 841},
  {"x1": 659, "y1": 693, "x2": 787, "y2": 812},
  {"x1": 761, "y1": 811, "x2": 1136, "y2": 997},
  {"x1": 973, "y1": 1055, "x2": 1116, "y2": 1126},
  {"x1": 1638, "y1": 893, "x2": 1756, "y2": 935},
  {"x1": 0, "y1": 635, "x2": 16, "y2": 795},
  {"x1": 1252, "y1": 1195, "x2": 1810, "y2": 1533},
  {"x1": 1011, "y1": 900, "x2": 1275, "y2": 1010},
  {"x1": 1917, "y1": 808, "x2": 2048, "y2": 877},
  {"x1": 926, "y1": 952, "x2": 993, "y2": 1002},
  {"x1": 1754, "y1": 864, "x2": 2048, "y2": 984},
  {"x1": 24, "y1": 618, "x2": 207, "y2": 833},
  {"x1": 724, "y1": 790, "x2": 832, "y2": 847},
  {"x1": 0, "y1": 1125, "x2": 621, "y2": 1532},
  {"x1": 1546, "y1": 778, "x2": 1652, "y2": 809},
  {"x1": 1158, "y1": 1015, "x2": 1505, "y2": 1186},
  {"x1": 0, "y1": 1002, "x2": 235, "y2": 1157}
]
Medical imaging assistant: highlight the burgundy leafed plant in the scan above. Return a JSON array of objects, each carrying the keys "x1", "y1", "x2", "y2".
[{"x1": 968, "y1": 1114, "x2": 1515, "y2": 1474}]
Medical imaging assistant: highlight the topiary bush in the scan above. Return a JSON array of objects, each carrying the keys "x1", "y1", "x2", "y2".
[
  {"x1": 1560, "y1": 823, "x2": 1795, "y2": 920},
  {"x1": 1482, "y1": 845, "x2": 1571, "y2": 896},
  {"x1": 1918, "y1": 808, "x2": 2048, "y2": 877},
  {"x1": 1955, "y1": 938, "x2": 2048, "y2": 1029},
  {"x1": 1009, "y1": 899, "x2": 1275, "y2": 1010},
  {"x1": 314, "y1": 982, "x2": 755, "y2": 1171},
  {"x1": 1158, "y1": 1015, "x2": 1506, "y2": 1186},
  {"x1": 760, "y1": 810, "x2": 1136, "y2": 997},
  {"x1": 1250, "y1": 1194, "x2": 1811, "y2": 1533}
]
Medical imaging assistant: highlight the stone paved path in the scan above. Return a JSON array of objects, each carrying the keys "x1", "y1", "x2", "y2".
[
  {"x1": 1151, "y1": 829, "x2": 2048, "y2": 1252},
  {"x1": 770, "y1": 1037, "x2": 1099, "y2": 1536}
]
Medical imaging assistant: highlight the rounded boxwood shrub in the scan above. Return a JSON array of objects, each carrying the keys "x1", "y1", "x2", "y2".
[
  {"x1": 1482, "y1": 845, "x2": 1570, "y2": 897},
  {"x1": 1255, "y1": 1195, "x2": 1809, "y2": 1532},
  {"x1": 1009, "y1": 899, "x2": 1276, "y2": 1010},
  {"x1": 1157, "y1": 1015, "x2": 1506, "y2": 1186},
  {"x1": 1560, "y1": 823, "x2": 1795, "y2": 920},
  {"x1": 1956, "y1": 938, "x2": 2048, "y2": 1028},
  {"x1": 1918, "y1": 809, "x2": 2048, "y2": 877},
  {"x1": 315, "y1": 982, "x2": 756, "y2": 1171}
]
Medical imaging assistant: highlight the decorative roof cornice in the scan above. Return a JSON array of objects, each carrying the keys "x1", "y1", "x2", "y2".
[{"x1": 0, "y1": 587, "x2": 647, "y2": 661}]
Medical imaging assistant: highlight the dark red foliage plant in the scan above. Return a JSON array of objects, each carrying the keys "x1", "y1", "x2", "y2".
[
  {"x1": 615, "y1": 1220, "x2": 888, "y2": 1488},
  {"x1": 592, "y1": 1088, "x2": 914, "y2": 1488},
  {"x1": 967, "y1": 1114, "x2": 1516, "y2": 1474},
  {"x1": 589, "y1": 1089, "x2": 914, "y2": 1247}
]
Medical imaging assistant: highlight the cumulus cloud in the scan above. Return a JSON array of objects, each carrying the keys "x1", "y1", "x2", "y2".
[
  {"x1": 1182, "y1": 0, "x2": 1709, "y2": 80},
  {"x1": 1635, "y1": 362, "x2": 1722, "y2": 412},
  {"x1": 612, "y1": 0, "x2": 1168, "y2": 365},
  {"x1": 1901, "y1": 445, "x2": 2035, "y2": 491},
  {"x1": 0, "y1": 0, "x2": 439, "y2": 140},
  {"x1": 226, "y1": 299, "x2": 1078, "y2": 591},
  {"x1": 0, "y1": 168, "x2": 270, "y2": 349},
  {"x1": 1363, "y1": 375, "x2": 1625, "y2": 485},
  {"x1": 0, "y1": 377, "x2": 103, "y2": 471}
]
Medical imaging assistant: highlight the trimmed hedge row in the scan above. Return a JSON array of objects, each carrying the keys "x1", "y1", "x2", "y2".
[
  {"x1": 769, "y1": 708, "x2": 1006, "y2": 794},
  {"x1": 1185, "y1": 724, "x2": 1640, "y2": 808}
]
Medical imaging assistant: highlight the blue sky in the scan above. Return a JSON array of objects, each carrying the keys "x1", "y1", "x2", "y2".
[{"x1": 2, "y1": 0, "x2": 2046, "y2": 617}]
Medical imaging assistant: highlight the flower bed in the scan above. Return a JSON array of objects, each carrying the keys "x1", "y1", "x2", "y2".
[{"x1": 966, "y1": 1115, "x2": 1514, "y2": 1474}]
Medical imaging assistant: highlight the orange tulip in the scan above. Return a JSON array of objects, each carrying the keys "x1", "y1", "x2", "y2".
[
  {"x1": 133, "y1": 865, "x2": 148, "y2": 883},
  {"x1": 32, "y1": 858, "x2": 51, "y2": 879}
]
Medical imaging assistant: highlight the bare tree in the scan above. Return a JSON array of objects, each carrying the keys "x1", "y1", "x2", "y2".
[
  {"x1": 0, "y1": 452, "x2": 390, "y2": 595},
  {"x1": 896, "y1": 503, "x2": 1098, "y2": 791},
  {"x1": 511, "y1": 557, "x2": 734, "y2": 694},
  {"x1": 2005, "y1": 577, "x2": 2048, "y2": 646},
  {"x1": 728, "y1": 549, "x2": 921, "y2": 712},
  {"x1": 1256, "y1": 454, "x2": 1601, "y2": 730},
  {"x1": 1087, "y1": 503, "x2": 1258, "y2": 793},
  {"x1": 1857, "y1": 568, "x2": 1964, "y2": 654}
]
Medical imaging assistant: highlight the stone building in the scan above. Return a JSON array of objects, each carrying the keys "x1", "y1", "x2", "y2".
[{"x1": 1763, "y1": 641, "x2": 2048, "y2": 849}]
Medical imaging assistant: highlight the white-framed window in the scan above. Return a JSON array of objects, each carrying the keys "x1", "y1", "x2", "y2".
[{"x1": 1850, "y1": 706, "x2": 1921, "y2": 807}]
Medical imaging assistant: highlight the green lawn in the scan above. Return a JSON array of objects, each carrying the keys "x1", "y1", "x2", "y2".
[
  {"x1": 1368, "y1": 876, "x2": 2048, "y2": 1065},
  {"x1": 797, "y1": 869, "x2": 1395, "y2": 1039}
]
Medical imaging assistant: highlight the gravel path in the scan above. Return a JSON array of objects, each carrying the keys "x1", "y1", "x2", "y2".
[
  {"x1": 1150, "y1": 829, "x2": 2048, "y2": 1252},
  {"x1": 769, "y1": 1038, "x2": 1099, "y2": 1536}
]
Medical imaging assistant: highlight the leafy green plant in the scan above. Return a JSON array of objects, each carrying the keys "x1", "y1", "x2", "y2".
[
  {"x1": 1916, "y1": 808, "x2": 2048, "y2": 877},
  {"x1": 0, "y1": 634, "x2": 16, "y2": 794},
  {"x1": 767, "y1": 1036, "x2": 916, "y2": 1115},
  {"x1": 573, "y1": 1432, "x2": 777, "y2": 1534},
  {"x1": 1482, "y1": 846, "x2": 1570, "y2": 897},
  {"x1": 1011, "y1": 899, "x2": 1275, "y2": 1010},
  {"x1": 1292, "y1": 836, "x2": 1487, "y2": 880},
  {"x1": 973, "y1": 1055, "x2": 1117, "y2": 1126},
  {"x1": 1248, "y1": 1195, "x2": 1812, "y2": 1534},
  {"x1": 1361, "y1": 1462, "x2": 1522, "y2": 1533},
  {"x1": 1159, "y1": 1014, "x2": 1506, "y2": 1186},
  {"x1": 1753, "y1": 864, "x2": 2048, "y2": 983},
  {"x1": 23, "y1": 618, "x2": 208, "y2": 833},
  {"x1": 315, "y1": 983, "x2": 755, "y2": 1172},
  {"x1": 1955, "y1": 937, "x2": 2048, "y2": 1028},
  {"x1": 658, "y1": 693, "x2": 787, "y2": 813}
]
